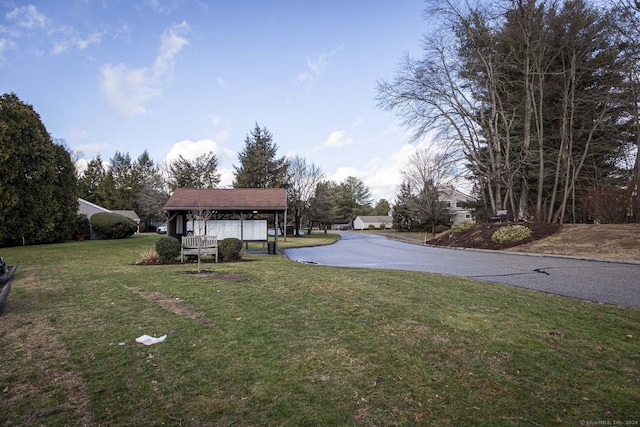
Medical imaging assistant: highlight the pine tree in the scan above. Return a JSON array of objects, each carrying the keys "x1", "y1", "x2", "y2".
[
  {"x1": 233, "y1": 123, "x2": 288, "y2": 188},
  {"x1": 78, "y1": 155, "x2": 106, "y2": 204},
  {"x1": 168, "y1": 151, "x2": 220, "y2": 190}
]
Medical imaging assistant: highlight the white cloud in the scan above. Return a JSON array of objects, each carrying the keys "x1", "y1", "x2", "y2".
[
  {"x1": 99, "y1": 63, "x2": 162, "y2": 116},
  {"x1": 328, "y1": 166, "x2": 360, "y2": 183},
  {"x1": 75, "y1": 142, "x2": 112, "y2": 154},
  {"x1": 164, "y1": 138, "x2": 234, "y2": 165},
  {"x1": 350, "y1": 118, "x2": 364, "y2": 129},
  {"x1": 113, "y1": 23, "x2": 132, "y2": 41},
  {"x1": 68, "y1": 128, "x2": 89, "y2": 140},
  {"x1": 76, "y1": 32, "x2": 102, "y2": 50},
  {"x1": 51, "y1": 26, "x2": 102, "y2": 54},
  {"x1": 143, "y1": 0, "x2": 183, "y2": 14},
  {"x1": 216, "y1": 77, "x2": 227, "y2": 89},
  {"x1": 296, "y1": 44, "x2": 343, "y2": 83},
  {"x1": 3, "y1": 5, "x2": 104, "y2": 59},
  {"x1": 75, "y1": 158, "x2": 89, "y2": 175},
  {"x1": 164, "y1": 137, "x2": 235, "y2": 187},
  {"x1": 324, "y1": 130, "x2": 352, "y2": 148},
  {"x1": 152, "y1": 21, "x2": 189, "y2": 80},
  {"x1": 0, "y1": 38, "x2": 12, "y2": 61},
  {"x1": 99, "y1": 21, "x2": 189, "y2": 116},
  {"x1": 217, "y1": 168, "x2": 235, "y2": 188},
  {"x1": 6, "y1": 5, "x2": 48, "y2": 30},
  {"x1": 366, "y1": 139, "x2": 442, "y2": 201},
  {"x1": 323, "y1": 139, "x2": 435, "y2": 202},
  {"x1": 209, "y1": 114, "x2": 222, "y2": 126}
]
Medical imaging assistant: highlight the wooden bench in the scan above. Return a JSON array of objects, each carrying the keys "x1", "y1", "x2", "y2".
[
  {"x1": 490, "y1": 210, "x2": 508, "y2": 222},
  {"x1": 181, "y1": 235, "x2": 218, "y2": 263}
]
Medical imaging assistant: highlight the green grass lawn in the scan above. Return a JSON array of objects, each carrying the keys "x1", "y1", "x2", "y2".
[
  {"x1": 0, "y1": 234, "x2": 638, "y2": 426},
  {"x1": 244, "y1": 230, "x2": 340, "y2": 252}
]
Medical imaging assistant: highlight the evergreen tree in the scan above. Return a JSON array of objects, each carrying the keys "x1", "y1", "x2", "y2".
[
  {"x1": 110, "y1": 151, "x2": 137, "y2": 210},
  {"x1": 373, "y1": 199, "x2": 391, "y2": 216},
  {"x1": 233, "y1": 123, "x2": 288, "y2": 188},
  {"x1": 50, "y1": 142, "x2": 80, "y2": 242},
  {"x1": 168, "y1": 151, "x2": 220, "y2": 191},
  {"x1": 78, "y1": 155, "x2": 106, "y2": 204},
  {"x1": 392, "y1": 181, "x2": 418, "y2": 231},
  {"x1": 308, "y1": 181, "x2": 336, "y2": 232},
  {"x1": 0, "y1": 93, "x2": 78, "y2": 246},
  {"x1": 134, "y1": 150, "x2": 168, "y2": 229},
  {"x1": 334, "y1": 176, "x2": 373, "y2": 221}
]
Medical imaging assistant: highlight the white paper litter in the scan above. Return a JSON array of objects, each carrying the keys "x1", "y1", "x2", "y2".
[{"x1": 135, "y1": 334, "x2": 167, "y2": 345}]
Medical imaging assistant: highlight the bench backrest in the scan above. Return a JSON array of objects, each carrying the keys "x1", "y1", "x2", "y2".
[
  {"x1": 182, "y1": 235, "x2": 217, "y2": 248},
  {"x1": 496, "y1": 210, "x2": 508, "y2": 217}
]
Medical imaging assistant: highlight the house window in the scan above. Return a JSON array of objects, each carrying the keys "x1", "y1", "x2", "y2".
[
  {"x1": 442, "y1": 201, "x2": 451, "y2": 208},
  {"x1": 456, "y1": 200, "x2": 465, "y2": 208},
  {"x1": 465, "y1": 213, "x2": 471, "y2": 219}
]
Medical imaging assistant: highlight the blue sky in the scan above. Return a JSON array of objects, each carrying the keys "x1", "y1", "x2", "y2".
[{"x1": 0, "y1": 0, "x2": 431, "y2": 202}]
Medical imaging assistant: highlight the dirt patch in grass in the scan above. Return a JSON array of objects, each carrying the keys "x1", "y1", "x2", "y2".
[
  {"x1": 183, "y1": 270, "x2": 251, "y2": 282},
  {"x1": 128, "y1": 288, "x2": 219, "y2": 328}
]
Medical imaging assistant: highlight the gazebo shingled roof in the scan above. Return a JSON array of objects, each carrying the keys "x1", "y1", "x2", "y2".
[{"x1": 164, "y1": 188, "x2": 287, "y2": 212}]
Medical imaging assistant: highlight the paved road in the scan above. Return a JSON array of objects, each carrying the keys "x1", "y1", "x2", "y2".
[{"x1": 284, "y1": 232, "x2": 640, "y2": 310}]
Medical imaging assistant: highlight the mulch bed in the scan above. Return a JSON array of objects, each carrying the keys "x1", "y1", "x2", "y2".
[{"x1": 428, "y1": 222, "x2": 561, "y2": 250}]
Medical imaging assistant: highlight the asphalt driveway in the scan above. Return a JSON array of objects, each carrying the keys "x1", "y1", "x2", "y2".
[{"x1": 284, "y1": 232, "x2": 640, "y2": 310}]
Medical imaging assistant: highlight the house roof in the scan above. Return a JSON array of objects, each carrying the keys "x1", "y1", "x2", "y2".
[
  {"x1": 355, "y1": 216, "x2": 393, "y2": 223},
  {"x1": 78, "y1": 198, "x2": 111, "y2": 213},
  {"x1": 112, "y1": 210, "x2": 140, "y2": 221},
  {"x1": 164, "y1": 188, "x2": 287, "y2": 212},
  {"x1": 440, "y1": 187, "x2": 476, "y2": 201}
]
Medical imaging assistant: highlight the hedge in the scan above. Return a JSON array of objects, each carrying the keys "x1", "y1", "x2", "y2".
[{"x1": 90, "y1": 212, "x2": 137, "y2": 240}]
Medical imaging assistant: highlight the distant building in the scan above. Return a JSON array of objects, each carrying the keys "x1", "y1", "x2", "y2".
[
  {"x1": 78, "y1": 199, "x2": 140, "y2": 238},
  {"x1": 78, "y1": 198, "x2": 110, "y2": 219},
  {"x1": 353, "y1": 216, "x2": 393, "y2": 230},
  {"x1": 440, "y1": 188, "x2": 476, "y2": 224}
]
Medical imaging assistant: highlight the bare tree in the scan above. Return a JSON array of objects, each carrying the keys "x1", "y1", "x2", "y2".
[
  {"x1": 379, "y1": 0, "x2": 632, "y2": 224},
  {"x1": 401, "y1": 147, "x2": 456, "y2": 234},
  {"x1": 286, "y1": 155, "x2": 325, "y2": 236},
  {"x1": 612, "y1": 0, "x2": 640, "y2": 222}
]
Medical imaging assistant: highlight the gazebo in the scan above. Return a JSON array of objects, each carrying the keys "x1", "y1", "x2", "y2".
[{"x1": 163, "y1": 188, "x2": 288, "y2": 249}]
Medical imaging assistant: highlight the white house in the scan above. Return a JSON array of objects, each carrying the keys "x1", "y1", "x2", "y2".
[
  {"x1": 440, "y1": 188, "x2": 476, "y2": 224},
  {"x1": 353, "y1": 215, "x2": 393, "y2": 230},
  {"x1": 78, "y1": 198, "x2": 111, "y2": 219}
]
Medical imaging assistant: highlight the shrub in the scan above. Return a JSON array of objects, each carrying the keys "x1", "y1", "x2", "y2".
[
  {"x1": 491, "y1": 225, "x2": 532, "y2": 244},
  {"x1": 379, "y1": 224, "x2": 386, "y2": 230},
  {"x1": 368, "y1": 224, "x2": 376, "y2": 230},
  {"x1": 451, "y1": 220, "x2": 475, "y2": 233},
  {"x1": 219, "y1": 238, "x2": 243, "y2": 262},
  {"x1": 434, "y1": 225, "x2": 450, "y2": 234},
  {"x1": 137, "y1": 248, "x2": 159, "y2": 265},
  {"x1": 76, "y1": 214, "x2": 91, "y2": 240},
  {"x1": 90, "y1": 212, "x2": 137, "y2": 239},
  {"x1": 155, "y1": 236, "x2": 181, "y2": 263}
]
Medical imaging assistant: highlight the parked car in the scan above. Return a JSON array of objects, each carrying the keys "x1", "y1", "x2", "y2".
[{"x1": 157, "y1": 223, "x2": 167, "y2": 234}]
